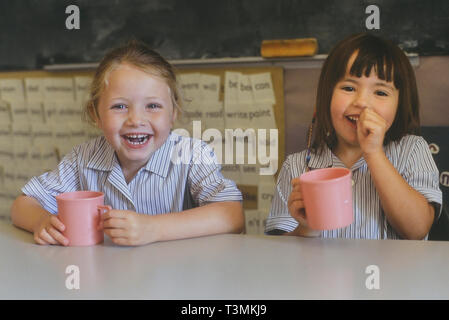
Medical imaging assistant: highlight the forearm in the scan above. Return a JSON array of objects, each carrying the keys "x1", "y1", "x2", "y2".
[
  {"x1": 150, "y1": 201, "x2": 244, "y2": 242},
  {"x1": 10, "y1": 195, "x2": 52, "y2": 233},
  {"x1": 365, "y1": 151, "x2": 434, "y2": 239}
]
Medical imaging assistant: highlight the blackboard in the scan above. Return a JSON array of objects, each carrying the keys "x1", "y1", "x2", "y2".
[{"x1": 1, "y1": 0, "x2": 448, "y2": 71}]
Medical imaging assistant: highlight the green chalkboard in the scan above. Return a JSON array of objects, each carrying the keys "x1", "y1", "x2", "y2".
[{"x1": 0, "y1": 0, "x2": 448, "y2": 71}]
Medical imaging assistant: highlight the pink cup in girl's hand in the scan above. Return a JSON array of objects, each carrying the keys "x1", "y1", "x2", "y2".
[
  {"x1": 56, "y1": 191, "x2": 106, "y2": 246},
  {"x1": 299, "y1": 167, "x2": 353, "y2": 230}
]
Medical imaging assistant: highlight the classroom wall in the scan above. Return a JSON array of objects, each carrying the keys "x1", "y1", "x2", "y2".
[{"x1": 0, "y1": 1, "x2": 448, "y2": 231}]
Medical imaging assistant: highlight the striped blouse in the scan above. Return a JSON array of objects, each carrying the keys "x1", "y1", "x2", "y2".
[
  {"x1": 22, "y1": 132, "x2": 242, "y2": 215},
  {"x1": 265, "y1": 135, "x2": 442, "y2": 239}
]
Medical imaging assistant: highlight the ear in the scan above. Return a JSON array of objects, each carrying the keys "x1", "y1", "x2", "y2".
[
  {"x1": 171, "y1": 106, "x2": 178, "y2": 125},
  {"x1": 88, "y1": 101, "x2": 102, "y2": 129}
]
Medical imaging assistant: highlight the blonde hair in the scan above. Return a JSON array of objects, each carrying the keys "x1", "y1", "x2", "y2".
[{"x1": 83, "y1": 40, "x2": 182, "y2": 125}]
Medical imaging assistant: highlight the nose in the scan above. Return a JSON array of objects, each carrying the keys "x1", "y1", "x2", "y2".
[
  {"x1": 126, "y1": 107, "x2": 146, "y2": 127},
  {"x1": 353, "y1": 90, "x2": 369, "y2": 109}
]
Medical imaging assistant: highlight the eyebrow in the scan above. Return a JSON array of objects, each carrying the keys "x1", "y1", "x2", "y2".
[
  {"x1": 110, "y1": 96, "x2": 164, "y2": 101},
  {"x1": 341, "y1": 78, "x2": 396, "y2": 91}
]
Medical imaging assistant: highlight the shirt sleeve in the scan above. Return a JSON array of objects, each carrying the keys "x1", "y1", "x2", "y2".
[
  {"x1": 21, "y1": 148, "x2": 81, "y2": 214},
  {"x1": 403, "y1": 136, "x2": 443, "y2": 219},
  {"x1": 265, "y1": 156, "x2": 299, "y2": 234},
  {"x1": 188, "y1": 140, "x2": 242, "y2": 206}
]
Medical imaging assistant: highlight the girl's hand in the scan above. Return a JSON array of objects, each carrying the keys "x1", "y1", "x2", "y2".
[
  {"x1": 101, "y1": 208, "x2": 155, "y2": 246},
  {"x1": 357, "y1": 107, "x2": 388, "y2": 155},
  {"x1": 288, "y1": 178, "x2": 308, "y2": 226},
  {"x1": 288, "y1": 178, "x2": 321, "y2": 237},
  {"x1": 33, "y1": 213, "x2": 69, "y2": 246}
]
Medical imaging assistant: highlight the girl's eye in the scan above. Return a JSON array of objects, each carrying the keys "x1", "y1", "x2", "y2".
[
  {"x1": 375, "y1": 90, "x2": 388, "y2": 97},
  {"x1": 111, "y1": 104, "x2": 127, "y2": 110},
  {"x1": 146, "y1": 103, "x2": 161, "y2": 109},
  {"x1": 341, "y1": 86, "x2": 355, "y2": 92}
]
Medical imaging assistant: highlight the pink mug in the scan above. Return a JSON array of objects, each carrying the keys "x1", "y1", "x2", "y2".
[
  {"x1": 299, "y1": 167, "x2": 353, "y2": 230},
  {"x1": 56, "y1": 191, "x2": 106, "y2": 246}
]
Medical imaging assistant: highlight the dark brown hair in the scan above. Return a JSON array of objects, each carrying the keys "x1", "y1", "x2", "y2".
[
  {"x1": 312, "y1": 32, "x2": 420, "y2": 152},
  {"x1": 83, "y1": 39, "x2": 181, "y2": 125}
]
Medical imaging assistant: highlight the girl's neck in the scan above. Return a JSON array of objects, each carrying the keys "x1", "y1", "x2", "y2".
[
  {"x1": 332, "y1": 143, "x2": 363, "y2": 169},
  {"x1": 115, "y1": 155, "x2": 147, "y2": 184}
]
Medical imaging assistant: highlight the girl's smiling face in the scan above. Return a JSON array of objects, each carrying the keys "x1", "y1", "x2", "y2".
[
  {"x1": 330, "y1": 52, "x2": 399, "y2": 150},
  {"x1": 95, "y1": 63, "x2": 177, "y2": 172}
]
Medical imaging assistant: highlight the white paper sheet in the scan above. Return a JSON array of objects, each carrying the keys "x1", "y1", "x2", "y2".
[
  {"x1": 28, "y1": 144, "x2": 43, "y2": 178},
  {"x1": 199, "y1": 74, "x2": 220, "y2": 102},
  {"x1": 179, "y1": 73, "x2": 201, "y2": 106},
  {"x1": 12, "y1": 121, "x2": 32, "y2": 150},
  {"x1": 43, "y1": 102, "x2": 63, "y2": 124},
  {"x1": 86, "y1": 124, "x2": 103, "y2": 140},
  {"x1": 241, "y1": 163, "x2": 259, "y2": 186},
  {"x1": 1, "y1": 124, "x2": 16, "y2": 194},
  {"x1": 0, "y1": 100, "x2": 12, "y2": 125},
  {"x1": 224, "y1": 71, "x2": 240, "y2": 107},
  {"x1": 224, "y1": 103, "x2": 252, "y2": 130},
  {"x1": 27, "y1": 102, "x2": 45, "y2": 124},
  {"x1": 0, "y1": 190, "x2": 17, "y2": 218},
  {"x1": 258, "y1": 210, "x2": 270, "y2": 234},
  {"x1": 221, "y1": 164, "x2": 241, "y2": 185},
  {"x1": 238, "y1": 74, "x2": 254, "y2": 105},
  {"x1": 74, "y1": 76, "x2": 92, "y2": 102},
  {"x1": 40, "y1": 146, "x2": 58, "y2": 173},
  {"x1": 258, "y1": 182, "x2": 276, "y2": 213},
  {"x1": 244, "y1": 210, "x2": 261, "y2": 235},
  {"x1": 0, "y1": 79, "x2": 25, "y2": 103},
  {"x1": 247, "y1": 103, "x2": 277, "y2": 130},
  {"x1": 9, "y1": 101, "x2": 29, "y2": 123},
  {"x1": 24, "y1": 78, "x2": 45, "y2": 102},
  {"x1": 43, "y1": 78, "x2": 75, "y2": 102},
  {"x1": 250, "y1": 73, "x2": 276, "y2": 105},
  {"x1": 3, "y1": 164, "x2": 16, "y2": 194},
  {"x1": 51, "y1": 123, "x2": 73, "y2": 159},
  {"x1": 0, "y1": 124, "x2": 13, "y2": 170},
  {"x1": 32, "y1": 122, "x2": 57, "y2": 173},
  {"x1": 59, "y1": 101, "x2": 83, "y2": 124},
  {"x1": 31, "y1": 122, "x2": 53, "y2": 147},
  {"x1": 12, "y1": 121, "x2": 32, "y2": 190},
  {"x1": 69, "y1": 121, "x2": 87, "y2": 147},
  {"x1": 201, "y1": 101, "x2": 224, "y2": 132}
]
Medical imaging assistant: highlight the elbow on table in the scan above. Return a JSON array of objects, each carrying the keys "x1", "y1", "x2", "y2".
[
  {"x1": 10, "y1": 195, "x2": 25, "y2": 228},
  {"x1": 402, "y1": 230, "x2": 430, "y2": 241},
  {"x1": 400, "y1": 221, "x2": 433, "y2": 241},
  {"x1": 228, "y1": 201, "x2": 245, "y2": 234}
]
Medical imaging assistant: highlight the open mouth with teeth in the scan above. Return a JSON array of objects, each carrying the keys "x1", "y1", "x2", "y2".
[
  {"x1": 345, "y1": 115, "x2": 359, "y2": 128},
  {"x1": 122, "y1": 133, "x2": 152, "y2": 148}
]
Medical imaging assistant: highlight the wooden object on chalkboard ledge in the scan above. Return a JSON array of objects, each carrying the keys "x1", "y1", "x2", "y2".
[{"x1": 261, "y1": 38, "x2": 318, "y2": 58}]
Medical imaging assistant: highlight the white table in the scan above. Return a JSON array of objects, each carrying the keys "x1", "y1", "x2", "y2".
[{"x1": 1, "y1": 220, "x2": 448, "y2": 300}]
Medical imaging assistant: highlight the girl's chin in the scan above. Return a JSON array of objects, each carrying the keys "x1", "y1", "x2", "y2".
[
  {"x1": 117, "y1": 153, "x2": 153, "y2": 169},
  {"x1": 117, "y1": 145, "x2": 155, "y2": 164},
  {"x1": 336, "y1": 134, "x2": 360, "y2": 148}
]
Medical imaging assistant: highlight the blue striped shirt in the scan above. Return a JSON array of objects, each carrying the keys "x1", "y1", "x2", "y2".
[
  {"x1": 22, "y1": 132, "x2": 242, "y2": 215},
  {"x1": 265, "y1": 135, "x2": 443, "y2": 239}
]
